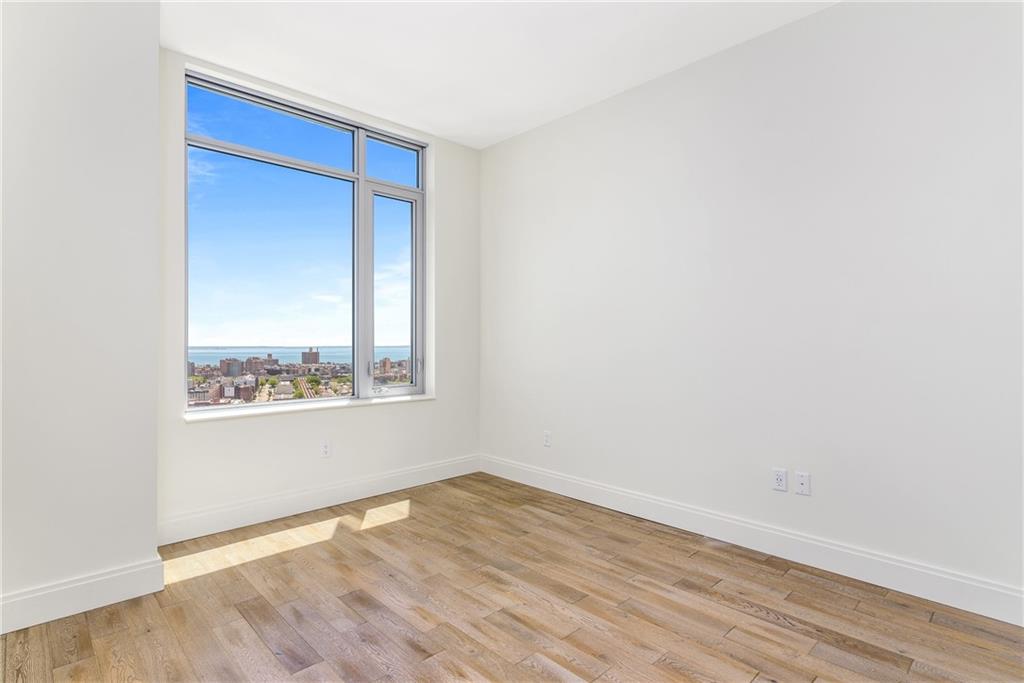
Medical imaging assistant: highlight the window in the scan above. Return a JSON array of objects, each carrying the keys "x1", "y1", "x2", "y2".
[{"x1": 185, "y1": 75, "x2": 424, "y2": 410}]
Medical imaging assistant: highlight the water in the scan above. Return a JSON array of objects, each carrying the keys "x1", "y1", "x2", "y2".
[{"x1": 188, "y1": 346, "x2": 409, "y2": 366}]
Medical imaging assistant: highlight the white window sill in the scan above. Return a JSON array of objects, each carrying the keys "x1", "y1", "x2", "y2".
[{"x1": 182, "y1": 392, "x2": 435, "y2": 423}]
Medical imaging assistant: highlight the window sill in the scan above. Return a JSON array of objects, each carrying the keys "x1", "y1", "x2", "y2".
[{"x1": 182, "y1": 392, "x2": 434, "y2": 423}]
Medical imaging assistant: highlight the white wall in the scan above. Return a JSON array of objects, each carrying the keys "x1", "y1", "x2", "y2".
[
  {"x1": 479, "y1": 3, "x2": 1023, "y2": 624},
  {"x1": 1, "y1": 3, "x2": 163, "y2": 632},
  {"x1": 157, "y1": 52, "x2": 481, "y2": 544}
]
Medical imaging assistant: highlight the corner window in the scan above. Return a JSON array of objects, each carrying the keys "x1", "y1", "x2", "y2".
[{"x1": 185, "y1": 75, "x2": 425, "y2": 410}]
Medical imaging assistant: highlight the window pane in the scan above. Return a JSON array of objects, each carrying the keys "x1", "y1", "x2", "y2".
[
  {"x1": 373, "y1": 195, "x2": 414, "y2": 386},
  {"x1": 187, "y1": 147, "x2": 354, "y2": 407},
  {"x1": 187, "y1": 84, "x2": 353, "y2": 171},
  {"x1": 366, "y1": 137, "x2": 418, "y2": 187}
]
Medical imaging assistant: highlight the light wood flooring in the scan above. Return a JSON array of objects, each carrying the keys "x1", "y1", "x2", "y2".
[{"x1": 3, "y1": 473, "x2": 1022, "y2": 682}]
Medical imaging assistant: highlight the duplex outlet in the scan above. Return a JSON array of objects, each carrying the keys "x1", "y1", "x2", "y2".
[
  {"x1": 772, "y1": 468, "x2": 788, "y2": 492},
  {"x1": 795, "y1": 471, "x2": 811, "y2": 495},
  {"x1": 319, "y1": 439, "x2": 331, "y2": 458},
  {"x1": 543, "y1": 430, "x2": 552, "y2": 448}
]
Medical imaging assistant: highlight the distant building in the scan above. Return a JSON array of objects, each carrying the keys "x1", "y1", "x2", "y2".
[
  {"x1": 219, "y1": 358, "x2": 243, "y2": 376},
  {"x1": 187, "y1": 361, "x2": 196, "y2": 377},
  {"x1": 301, "y1": 347, "x2": 320, "y2": 364},
  {"x1": 188, "y1": 388, "x2": 208, "y2": 402},
  {"x1": 244, "y1": 356, "x2": 265, "y2": 373},
  {"x1": 380, "y1": 357, "x2": 392, "y2": 374}
]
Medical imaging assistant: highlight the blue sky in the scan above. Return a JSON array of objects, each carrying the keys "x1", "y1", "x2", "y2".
[{"x1": 187, "y1": 85, "x2": 413, "y2": 347}]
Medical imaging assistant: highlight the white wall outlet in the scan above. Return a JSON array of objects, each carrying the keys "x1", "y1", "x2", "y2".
[
  {"x1": 543, "y1": 430, "x2": 552, "y2": 448},
  {"x1": 795, "y1": 471, "x2": 811, "y2": 495},
  {"x1": 772, "y1": 468, "x2": 788, "y2": 492},
  {"x1": 320, "y1": 439, "x2": 331, "y2": 458}
]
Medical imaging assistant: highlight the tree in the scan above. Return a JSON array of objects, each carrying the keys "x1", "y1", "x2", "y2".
[
  {"x1": 293, "y1": 385, "x2": 304, "y2": 399},
  {"x1": 307, "y1": 375, "x2": 322, "y2": 388},
  {"x1": 268, "y1": 377, "x2": 279, "y2": 387}
]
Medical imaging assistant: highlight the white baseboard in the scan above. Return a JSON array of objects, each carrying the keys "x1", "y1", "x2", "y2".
[
  {"x1": 1, "y1": 556, "x2": 164, "y2": 634},
  {"x1": 479, "y1": 454, "x2": 1024, "y2": 626},
  {"x1": 157, "y1": 454, "x2": 480, "y2": 545},
  {"x1": 9, "y1": 454, "x2": 1017, "y2": 635}
]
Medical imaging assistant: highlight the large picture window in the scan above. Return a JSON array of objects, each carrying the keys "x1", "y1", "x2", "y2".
[{"x1": 185, "y1": 75, "x2": 425, "y2": 410}]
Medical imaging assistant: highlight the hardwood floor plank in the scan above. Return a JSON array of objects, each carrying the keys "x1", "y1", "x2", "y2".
[
  {"x1": 341, "y1": 589, "x2": 443, "y2": 661},
  {"x1": 275, "y1": 599, "x2": 386, "y2": 681},
  {"x1": 162, "y1": 600, "x2": 246, "y2": 682},
  {"x1": 517, "y1": 652, "x2": 588, "y2": 682},
  {"x1": 783, "y1": 587, "x2": 1023, "y2": 676},
  {"x1": 287, "y1": 660, "x2": 341, "y2": 682},
  {"x1": 119, "y1": 595, "x2": 173, "y2": 637},
  {"x1": 342, "y1": 622, "x2": 421, "y2": 681},
  {"x1": 84, "y1": 603, "x2": 130, "y2": 641},
  {"x1": 483, "y1": 610, "x2": 609, "y2": 679},
  {"x1": 234, "y1": 595, "x2": 323, "y2": 674},
  {"x1": 809, "y1": 640, "x2": 913, "y2": 682},
  {"x1": 563, "y1": 625, "x2": 666, "y2": 668},
  {"x1": 45, "y1": 614, "x2": 93, "y2": 670},
  {"x1": 271, "y1": 562, "x2": 365, "y2": 632},
  {"x1": 655, "y1": 645, "x2": 758, "y2": 683},
  {"x1": 428, "y1": 623, "x2": 546, "y2": 683},
  {"x1": 132, "y1": 627, "x2": 198, "y2": 682},
  {"x1": 92, "y1": 631, "x2": 148, "y2": 683},
  {"x1": 405, "y1": 649, "x2": 490, "y2": 682},
  {"x1": 696, "y1": 580, "x2": 915, "y2": 671},
  {"x1": 4, "y1": 626, "x2": 52, "y2": 683},
  {"x1": 930, "y1": 609, "x2": 1024, "y2": 650},
  {"x1": 213, "y1": 618, "x2": 293, "y2": 682},
  {"x1": 51, "y1": 656, "x2": 100, "y2": 683}
]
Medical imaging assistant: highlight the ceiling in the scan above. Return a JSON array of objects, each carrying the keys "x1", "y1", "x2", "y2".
[{"x1": 160, "y1": 2, "x2": 829, "y2": 149}]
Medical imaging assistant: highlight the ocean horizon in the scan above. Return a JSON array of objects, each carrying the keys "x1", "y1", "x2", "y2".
[{"x1": 188, "y1": 345, "x2": 410, "y2": 365}]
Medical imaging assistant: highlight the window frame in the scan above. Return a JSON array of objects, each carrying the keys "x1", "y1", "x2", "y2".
[{"x1": 183, "y1": 72, "x2": 427, "y2": 412}]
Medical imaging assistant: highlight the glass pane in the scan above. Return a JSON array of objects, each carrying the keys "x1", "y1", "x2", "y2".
[
  {"x1": 187, "y1": 83, "x2": 353, "y2": 171},
  {"x1": 366, "y1": 137, "x2": 419, "y2": 187},
  {"x1": 187, "y1": 147, "x2": 354, "y2": 407},
  {"x1": 373, "y1": 194, "x2": 414, "y2": 386}
]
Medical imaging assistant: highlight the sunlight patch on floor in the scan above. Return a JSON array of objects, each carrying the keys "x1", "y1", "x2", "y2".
[
  {"x1": 164, "y1": 499, "x2": 411, "y2": 584},
  {"x1": 338, "y1": 499, "x2": 410, "y2": 531}
]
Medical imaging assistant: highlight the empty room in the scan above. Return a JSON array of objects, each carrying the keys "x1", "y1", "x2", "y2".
[{"x1": 1, "y1": 1, "x2": 1022, "y2": 681}]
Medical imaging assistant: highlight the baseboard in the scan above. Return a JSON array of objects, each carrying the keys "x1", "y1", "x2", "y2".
[
  {"x1": 11, "y1": 454, "x2": 1017, "y2": 635},
  {"x1": 1, "y1": 556, "x2": 164, "y2": 634},
  {"x1": 157, "y1": 454, "x2": 480, "y2": 545},
  {"x1": 479, "y1": 454, "x2": 1024, "y2": 626}
]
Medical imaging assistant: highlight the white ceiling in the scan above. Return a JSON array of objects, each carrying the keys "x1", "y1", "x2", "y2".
[{"x1": 160, "y1": 2, "x2": 828, "y2": 149}]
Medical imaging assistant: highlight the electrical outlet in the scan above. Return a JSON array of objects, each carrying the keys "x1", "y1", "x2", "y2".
[
  {"x1": 772, "y1": 468, "x2": 788, "y2": 492},
  {"x1": 320, "y1": 439, "x2": 331, "y2": 458},
  {"x1": 795, "y1": 471, "x2": 811, "y2": 495},
  {"x1": 543, "y1": 430, "x2": 552, "y2": 448}
]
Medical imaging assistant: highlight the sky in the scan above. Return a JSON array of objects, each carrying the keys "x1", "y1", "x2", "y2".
[{"x1": 187, "y1": 85, "x2": 415, "y2": 348}]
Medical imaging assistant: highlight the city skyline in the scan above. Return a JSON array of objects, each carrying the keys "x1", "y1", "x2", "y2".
[{"x1": 186, "y1": 347, "x2": 412, "y2": 407}]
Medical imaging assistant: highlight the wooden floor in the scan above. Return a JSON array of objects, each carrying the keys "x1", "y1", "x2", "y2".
[{"x1": 4, "y1": 473, "x2": 1022, "y2": 682}]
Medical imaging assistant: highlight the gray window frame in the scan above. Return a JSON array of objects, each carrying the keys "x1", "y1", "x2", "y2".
[{"x1": 184, "y1": 72, "x2": 427, "y2": 411}]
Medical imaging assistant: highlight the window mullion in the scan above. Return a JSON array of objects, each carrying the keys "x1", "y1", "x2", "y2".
[{"x1": 355, "y1": 130, "x2": 375, "y2": 398}]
